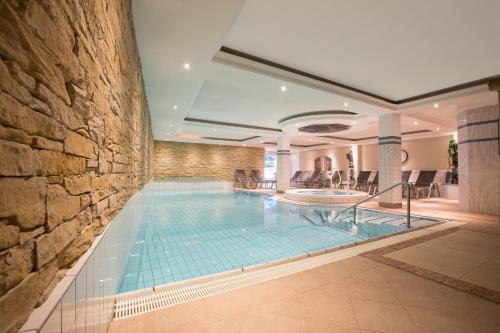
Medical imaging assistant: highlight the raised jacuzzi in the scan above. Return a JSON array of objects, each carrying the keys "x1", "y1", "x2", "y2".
[{"x1": 284, "y1": 188, "x2": 369, "y2": 205}]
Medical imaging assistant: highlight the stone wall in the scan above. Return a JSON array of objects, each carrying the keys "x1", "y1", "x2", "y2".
[
  {"x1": 154, "y1": 140, "x2": 265, "y2": 180},
  {"x1": 0, "y1": 1, "x2": 153, "y2": 331}
]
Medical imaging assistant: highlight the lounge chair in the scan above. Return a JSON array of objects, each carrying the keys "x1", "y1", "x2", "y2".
[
  {"x1": 251, "y1": 170, "x2": 276, "y2": 189},
  {"x1": 366, "y1": 171, "x2": 378, "y2": 195},
  {"x1": 314, "y1": 171, "x2": 332, "y2": 188},
  {"x1": 234, "y1": 169, "x2": 253, "y2": 188},
  {"x1": 402, "y1": 170, "x2": 412, "y2": 196},
  {"x1": 354, "y1": 171, "x2": 372, "y2": 191},
  {"x1": 295, "y1": 171, "x2": 312, "y2": 188},
  {"x1": 303, "y1": 170, "x2": 321, "y2": 187},
  {"x1": 411, "y1": 170, "x2": 438, "y2": 199},
  {"x1": 330, "y1": 170, "x2": 343, "y2": 188},
  {"x1": 290, "y1": 171, "x2": 302, "y2": 187}
]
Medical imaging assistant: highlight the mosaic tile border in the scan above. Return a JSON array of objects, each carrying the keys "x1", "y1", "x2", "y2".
[{"x1": 361, "y1": 227, "x2": 500, "y2": 304}]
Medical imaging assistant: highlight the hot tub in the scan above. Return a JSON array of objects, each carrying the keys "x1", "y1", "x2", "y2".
[{"x1": 284, "y1": 188, "x2": 369, "y2": 205}]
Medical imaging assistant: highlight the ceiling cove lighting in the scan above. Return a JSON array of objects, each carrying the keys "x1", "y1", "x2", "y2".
[
  {"x1": 183, "y1": 62, "x2": 190, "y2": 70},
  {"x1": 281, "y1": 85, "x2": 287, "y2": 92},
  {"x1": 434, "y1": 103, "x2": 439, "y2": 108}
]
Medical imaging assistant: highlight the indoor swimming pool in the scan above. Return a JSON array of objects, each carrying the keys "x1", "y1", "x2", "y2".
[{"x1": 118, "y1": 188, "x2": 436, "y2": 293}]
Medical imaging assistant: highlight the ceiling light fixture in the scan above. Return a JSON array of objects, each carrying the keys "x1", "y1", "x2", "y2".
[
  {"x1": 298, "y1": 132, "x2": 302, "y2": 135},
  {"x1": 436, "y1": 127, "x2": 440, "y2": 131},
  {"x1": 169, "y1": 123, "x2": 172, "y2": 127},
  {"x1": 243, "y1": 144, "x2": 246, "y2": 147},
  {"x1": 212, "y1": 128, "x2": 216, "y2": 131},
  {"x1": 173, "y1": 105, "x2": 178, "y2": 109},
  {"x1": 413, "y1": 121, "x2": 418, "y2": 125},
  {"x1": 183, "y1": 62, "x2": 190, "y2": 70},
  {"x1": 308, "y1": 138, "x2": 312, "y2": 142},
  {"x1": 352, "y1": 121, "x2": 356, "y2": 125},
  {"x1": 281, "y1": 85, "x2": 287, "y2": 92},
  {"x1": 250, "y1": 132, "x2": 254, "y2": 135},
  {"x1": 344, "y1": 102, "x2": 349, "y2": 107},
  {"x1": 166, "y1": 132, "x2": 170, "y2": 136},
  {"x1": 434, "y1": 103, "x2": 439, "y2": 108},
  {"x1": 259, "y1": 140, "x2": 264, "y2": 143}
]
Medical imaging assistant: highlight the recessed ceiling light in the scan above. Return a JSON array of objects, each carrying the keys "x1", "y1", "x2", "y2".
[
  {"x1": 250, "y1": 132, "x2": 254, "y2": 135},
  {"x1": 169, "y1": 123, "x2": 172, "y2": 127},
  {"x1": 352, "y1": 121, "x2": 356, "y2": 125},
  {"x1": 298, "y1": 132, "x2": 302, "y2": 135},
  {"x1": 281, "y1": 85, "x2": 287, "y2": 92},
  {"x1": 166, "y1": 132, "x2": 170, "y2": 136},
  {"x1": 413, "y1": 121, "x2": 418, "y2": 125},
  {"x1": 259, "y1": 140, "x2": 264, "y2": 143},
  {"x1": 212, "y1": 128, "x2": 216, "y2": 131},
  {"x1": 173, "y1": 105, "x2": 178, "y2": 109},
  {"x1": 183, "y1": 62, "x2": 190, "y2": 70},
  {"x1": 295, "y1": 123, "x2": 300, "y2": 127},
  {"x1": 434, "y1": 103, "x2": 439, "y2": 108},
  {"x1": 436, "y1": 127, "x2": 440, "y2": 131},
  {"x1": 243, "y1": 144, "x2": 246, "y2": 147},
  {"x1": 344, "y1": 102, "x2": 349, "y2": 107},
  {"x1": 308, "y1": 138, "x2": 312, "y2": 142}
]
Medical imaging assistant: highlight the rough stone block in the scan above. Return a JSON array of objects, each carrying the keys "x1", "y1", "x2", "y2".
[
  {"x1": 0, "y1": 58, "x2": 31, "y2": 104},
  {"x1": 95, "y1": 198, "x2": 109, "y2": 216},
  {"x1": 0, "y1": 260, "x2": 57, "y2": 333},
  {"x1": 46, "y1": 184, "x2": 81, "y2": 230},
  {"x1": 19, "y1": 226, "x2": 44, "y2": 246},
  {"x1": 0, "y1": 220, "x2": 20, "y2": 251},
  {"x1": 0, "y1": 92, "x2": 66, "y2": 141},
  {"x1": 38, "y1": 150, "x2": 86, "y2": 175},
  {"x1": 32, "y1": 136, "x2": 63, "y2": 152},
  {"x1": 64, "y1": 175, "x2": 91, "y2": 195},
  {"x1": 0, "y1": 139, "x2": 40, "y2": 176},
  {"x1": 0, "y1": 241, "x2": 34, "y2": 296},
  {"x1": 0, "y1": 125, "x2": 32, "y2": 146},
  {"x1": 35, "y1": 218, "x2": 78, "y2": 269},
  {"x1": 0, "y1": 177, "x2": 47, "y2": 230},
  {"x1": 64, "y1": 131, "x2": 98, "y2": 159}
]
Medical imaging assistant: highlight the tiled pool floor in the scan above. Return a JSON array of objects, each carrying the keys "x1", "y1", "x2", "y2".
[{"x1": 119, "y1": 191, "x2": 434, "y2": 293}]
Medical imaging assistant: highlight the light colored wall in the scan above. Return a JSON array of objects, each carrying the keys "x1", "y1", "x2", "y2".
[
  {"x1": 154, "y1": 141, "x2": 265, "y2": 180},
  {"x1": 0, "y1": 1, "x2": 154, "y2": 331},
  {"x1": 360, "y1": 135, "x2": 452, "y2": 171},
  {"x1": 299, "y1": 147, "x2": 351, "y2": 171}
]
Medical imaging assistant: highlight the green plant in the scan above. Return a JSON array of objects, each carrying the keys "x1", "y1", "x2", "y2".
[{"x1": 448, "y1": 139, "x2": 458, "y2": 169}]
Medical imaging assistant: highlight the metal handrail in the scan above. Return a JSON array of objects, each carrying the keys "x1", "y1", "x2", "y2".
[{"x1": 332, "y1": 182, "x2": 412, "y2": 228}]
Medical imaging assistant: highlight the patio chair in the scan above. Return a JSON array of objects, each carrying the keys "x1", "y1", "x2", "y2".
[
  {"x1": 367, "y1": 171, "x2": 378, "y2": 195},
  {"x1": 354, "y1": 170, "x2": 372, "y2": 191},
  {"x1": 412, "y1": 170, "x2": 438, "y2": 199},
  {"x1": 304, "y1": 170, "x2": 321, "y2": 187},
  {"x1": 330, "y1": 170, "x2": 343, "y2": 188},
  {"x1": 314, "y1": 171, "x2": 332, "y2": 188},
  {"x1": 295, "y1": 171, "x2": 312, "y2": 188},
  {"x1": 290, "y1": 171, "x2": 302, "y2": 187},
  {"x1": 234, "y1": 169, "x2": 253, "y2": 188},
  {"x1": 251, "y1": 170, "x2": 276, "y2": 189}
]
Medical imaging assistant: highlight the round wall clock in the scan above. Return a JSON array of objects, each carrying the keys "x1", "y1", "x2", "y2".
[{"x1": 401, "y1": 149, "x2": 409, "y2": 164}]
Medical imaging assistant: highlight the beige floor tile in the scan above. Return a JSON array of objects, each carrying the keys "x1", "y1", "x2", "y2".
[
  {"x1": 406, "y1": 306, "x2": 481, "y2": 333},
  {"x1": 301, "y1": 316, "x2": 361, "y2": 333},
  {"x1": 303, "y1": 287, "x2": 359, "y2": 329},
  {"x1": 250, "y1": 278, "x2": 301, "y2": 303},
  {"x1": 196, "y1": 313, "x2": 247, "y2": 333},
  {"x1": 353, "y1": 299, "x2": 419, "y2": 333},
  {"x1": 348, "y1": 278, "x2": 400, "y2": 304},
  {"x1": 472, "y1": 313, "x2": 500, "y2": 333},
  {"x1": 250, "y1": 294, "x2": 303, "y2": 320},
  {"x1": 204, "y1": 288, "x2": 266, "y2": 321},
  {"x1": 240, "y1": 312, "x2": 301, "y2": 333},
  {"x1": 109, "y1": 312, "x2": 157, "y2": 333},
  {"x1": 461, "y1": 255, "x2": 500, "y2": 291},
  {"x1": 276, "y1": 269, "x2": 330, "y2": 292}
]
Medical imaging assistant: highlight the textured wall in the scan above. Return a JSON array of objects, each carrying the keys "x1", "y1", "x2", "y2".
[
  {"x1": 0, "y1": 1, "x2": 153, "y2": 331},
  {"x1": 154, "y1": 141, "x2": 265, "y2": 180}
]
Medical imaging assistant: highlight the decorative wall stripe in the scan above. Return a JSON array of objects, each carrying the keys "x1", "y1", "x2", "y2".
[
  {"x1": 457, "y1": 118, "x2": 499, "y2": 129},
  {"x1": 458, "y1": 137, "x2": 499, "y2": 145},
  {"x1": 378, "y1": 141, "x2": 402, "y2": 145},
  {"x1": 379, "y1": 136, "x2": 402, "y2": 141}
]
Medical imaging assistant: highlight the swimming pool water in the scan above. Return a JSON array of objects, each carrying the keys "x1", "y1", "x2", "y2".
[{"x1": 118, "y1": 190, "x2": 433, "y2": 293}]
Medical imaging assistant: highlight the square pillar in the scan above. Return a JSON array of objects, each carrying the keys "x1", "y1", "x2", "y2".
[
  {"x1": 458, "y1": 104, "x2": 499, "y2": 215},
  {"x1": 276, "y1": 136, "x2": 291, "y2": 193},
  {"x1": 378, "y1": 113, "x2": 402, "y2": 208}
]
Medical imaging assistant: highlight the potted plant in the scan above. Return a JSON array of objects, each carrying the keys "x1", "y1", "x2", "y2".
[{"x1": 447, "y1": 139, "x2": 458, "y2": 184}]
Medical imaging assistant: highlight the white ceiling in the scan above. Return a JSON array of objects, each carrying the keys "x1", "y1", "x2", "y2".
[
  {"x1": 224, "y1": 0, "x2": 500, "y2": 100},
  {"x1": 132, "y1": 0, "x2": 499, "y2": 150}
]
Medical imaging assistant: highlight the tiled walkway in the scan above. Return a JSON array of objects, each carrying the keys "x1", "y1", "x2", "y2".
[{"x1": 110, "y1": 254, "x2": 500, "y2": 333}]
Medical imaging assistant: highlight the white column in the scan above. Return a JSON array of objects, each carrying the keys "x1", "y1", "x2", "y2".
[
  {"x1": 276, "y1": 136, "x2": 291, "y2": 193},
  {"x1": 378, "y1": 113, "x2": 402, "y2": 208}
]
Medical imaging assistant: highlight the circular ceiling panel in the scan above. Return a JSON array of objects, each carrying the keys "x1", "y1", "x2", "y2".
[{"x1": 299, "y1": 123, "x2": 351, "y2": 133}]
